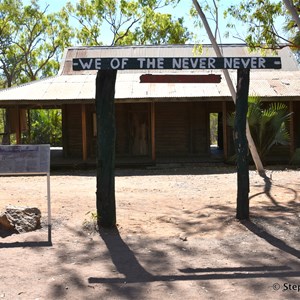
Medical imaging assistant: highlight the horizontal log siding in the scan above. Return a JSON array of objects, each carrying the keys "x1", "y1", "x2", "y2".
[
  {"x1": 156, "y1": 103, "x2": 189, "y2": 155},
  {"x1": 85, "y1": 104, "x2": 95, "y2": 157},
  {"x1": 191, "y1": 102, "x2": 209, "y2": 154},
  {"x1": 115, "y1": 104, "x2": 130, "y2": 155},
  {"x1": 63, "y1": 100, "x2": 297, "y2": 163},
  {"x1": 64, "y1": 104, "x2": 83, "y2": 157},
  {"x1": 115, "y1": 103, "x2": 150, "y2": 156},
  {"x1": 155, "y1": 102, "x2": 209, "y2": 156}
]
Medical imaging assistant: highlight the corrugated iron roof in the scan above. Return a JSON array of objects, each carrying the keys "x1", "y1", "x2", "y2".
[{"x1": 0, "y1": 44, "x2": 299, "y2": 104}]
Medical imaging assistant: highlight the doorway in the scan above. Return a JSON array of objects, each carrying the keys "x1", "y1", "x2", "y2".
[
  {"x1": 209, "y1": 112, "x2": 224, "y2": 157},
  {"x1": 129, "y1": 110, "x2": 149, "y2": 156}
]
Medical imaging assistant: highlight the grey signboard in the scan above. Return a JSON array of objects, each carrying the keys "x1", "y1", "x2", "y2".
[{"x1": 0, "y1": 145, "x2": 50, "y2": 175}]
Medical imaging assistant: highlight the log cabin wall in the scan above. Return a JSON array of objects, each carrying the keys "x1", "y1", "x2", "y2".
[
  {"x1": 63, "y1": 104, "x2": 83, "y2": 158},
  {"x1": 155, "y1": 102, "x2": 191, "y2": 156},
  {"x1": 72, "y1": 101, "x2": 215, "y2": 162},
  {"x1": 89, "y1": 102, "x2": 151, "y2": 159},
  {"x1": 116, "y1": 103, "x2": 150, "y2": 157},
  {"x1": 85, "y1": 104, "x2": 95, "y2": 158},
  {"x1": 115, "y1": 103, "x2": 130, "y2": 156},
  {"x1": 222, "y1": 102, "x2": 236, "y2": 160},
  {"x1": 155, "y1": 102, "x2": 210, "y2": 158},
  {"x1": 62, "y1": 99, "x2": 300, "y2": 164},
  {"x1": 189, "y1": 102, "x2": 210, "y2": 154}
]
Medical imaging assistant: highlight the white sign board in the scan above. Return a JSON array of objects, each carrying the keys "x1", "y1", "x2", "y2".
[{"x1": 0, "y1": 145, "x2": 50, "y2": 175}]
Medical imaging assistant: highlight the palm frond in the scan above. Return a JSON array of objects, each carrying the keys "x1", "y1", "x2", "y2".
[{"x1": 228, "y1": 96, "x2": 291, "y2": 162}]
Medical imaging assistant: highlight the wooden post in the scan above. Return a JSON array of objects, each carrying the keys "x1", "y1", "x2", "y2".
[
  {"x1": 62, "y1": 105, "x2": 68, "y2": 157},
  {"x1": 81, "y1": 104, "x2": 87, "y2": 161},
  {"x1": 15, "y1": 106, "x2": 21, "y2": 144},
  {"x1": 289, "y1": 101, "x2": 295, "y2": 159},
  {"x1": 222, "y1": 101, "x2": 228, "y2": 160},
  {"x1": 95, "y1": 70, "x2": 117, "y2": 228},
  {"x1": 235, "y1": 69, "x2": 250, "y2": 220},
  {"x1": 151, "y1": 102, "x2": 156, "y2": 162}
]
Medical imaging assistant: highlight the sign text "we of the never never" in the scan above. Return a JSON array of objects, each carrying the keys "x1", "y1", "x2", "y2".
[{"x1": 73, "y1": 57, "x2": 282, "y2": 71}]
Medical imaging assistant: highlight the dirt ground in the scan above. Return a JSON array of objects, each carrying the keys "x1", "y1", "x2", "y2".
[{"x1": 0, "y1": 164, "x2": 299, "y2": 300}]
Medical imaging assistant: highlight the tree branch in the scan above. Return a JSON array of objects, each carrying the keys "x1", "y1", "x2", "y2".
[{"x1": 113, "y1": 17, "x2": 141, "y2": 45}]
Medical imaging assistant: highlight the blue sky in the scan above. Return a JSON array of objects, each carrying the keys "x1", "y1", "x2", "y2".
[{"x1": 22, "y1": 0, "x2": 285, "y2": 45}]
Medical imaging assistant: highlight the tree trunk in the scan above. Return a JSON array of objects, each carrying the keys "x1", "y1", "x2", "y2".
[
  {"x1": 235, "y1": 69, "x2": 250, "y2": 220},
  {"x1": 192, "y1": 0, "x2": 265, "y2": 176},
  {"x1": 95, "y1": 70, "x2": 117, "y2": 228},
  {"x1": 283, "y1": 0, "x2": 300, "y2": 30}
]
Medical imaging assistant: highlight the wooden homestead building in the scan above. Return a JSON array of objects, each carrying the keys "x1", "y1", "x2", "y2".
[{"x1": 0, "y1": 44, "x2": 299, "y2": 166}]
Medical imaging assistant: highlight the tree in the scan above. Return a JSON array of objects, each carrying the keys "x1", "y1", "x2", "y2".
[
  {"x1": 66, "y1": 0, "x2": 192, "y2": 46},
  {"x1": 0, "y1": 0, "x2": 23, "y2": 88},
  {"x1": 0, "y1": 0, "x2": 72, "y2": 145},
  {"x1": 225, "y1": 0, "x2": 300, "y2": 51},
  {"x1": 0, "y1": 0, "x2": 73, "y2": 86}
]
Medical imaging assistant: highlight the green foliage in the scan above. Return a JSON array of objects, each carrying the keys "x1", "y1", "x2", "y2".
[
  {"x1": 283, "y1": 0, "x2": 300, "y2": 51},
  {"x1": 0, "y1": 1, "x2": 71, "y2": 145},
  {"x1": 0, "y1": 0, "x2": 192, "y2": 85},
  {"x1": 228, "y1": 97, "x2": 291, "y2": 162},
  {"x1": 0, "y1": 0, "x2": 73, "y2": 87},
  {"x1": 27, "y1": 109, "x2": 62, "y2": 146},
  {"x1": 82, "y1": 211, "x2": 99, "y2": 233},
  {"x1": 0, "y1": 109, "x2": 4, "y2": 134},
  {"x1": 66, "y1": 0, "x2": 191, "y2": 45},
  {"x1": 65, "y1": 0, "x2": 104, "y2": 46},
  {"x1": 225, "y1": 0, "x2": 300, "y2": 51}
]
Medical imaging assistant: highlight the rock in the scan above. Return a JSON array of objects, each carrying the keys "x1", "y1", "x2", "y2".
[
  {"x1": 0, "y1": 205, "x2": 41, "y2": 233},
  {"x1": 0, "y1": 212, "x2": 14, "y2": 230}
]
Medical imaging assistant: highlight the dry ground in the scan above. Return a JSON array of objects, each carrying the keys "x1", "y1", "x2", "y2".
[{"x1": 0, "y1": 165, "x2": 299, "y2": 300}]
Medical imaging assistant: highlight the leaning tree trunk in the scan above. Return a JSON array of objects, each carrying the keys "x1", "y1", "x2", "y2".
[
  {"x1": 283, "y1": 0, "x2": 300, "y2": 31},
  {"x1": 192, "y1": 0, "x2": 265, "y2": 176}
]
